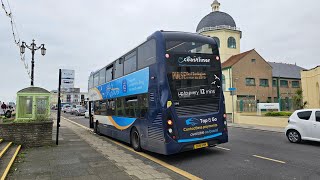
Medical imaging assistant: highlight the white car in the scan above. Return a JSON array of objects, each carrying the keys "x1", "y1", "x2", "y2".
[
  {"x1": 285, "y1": 109, "x2": 320, "y2": 143},
  {"x1": 62, "y1": 105, "x2": 71, "y2": 113},
  {"x1": 84, "y1": 109, "x2": 94, "y2": 118}
]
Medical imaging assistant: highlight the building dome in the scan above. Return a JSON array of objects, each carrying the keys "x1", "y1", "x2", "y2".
[
  {"x1": 196, "y1": 0, "x2": 237, "y2": 33},
  {"x1": 197, "y1": 12, "x2": 236, "y2": 32}
]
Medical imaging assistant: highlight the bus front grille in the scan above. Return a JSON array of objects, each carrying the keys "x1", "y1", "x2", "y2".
[{"x1": 175, "y1": 103, "x2": 219, "y2": 116}]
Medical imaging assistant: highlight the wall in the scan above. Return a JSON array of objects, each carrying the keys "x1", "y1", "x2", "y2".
[
  {"x1": 234, "y1": 113, "x2": 288, "y2": 128},
  {"x1": 232, "y1": 50, "x2": 273, "y2": 102},
  {"x1": 224, "y1": 91, "x2": 237, "y2": 114},
  {"x1": 201, "y1": 29, "x2": 241, "y2": 62},
  {"x1": 301, "y1": 66, "x2": 320, "y2": 108},
  {"x1": 0, "y1": 121, "x2": 53, "y2": 147}
]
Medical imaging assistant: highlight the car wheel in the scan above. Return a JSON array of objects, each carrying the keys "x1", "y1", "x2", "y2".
[
  {"x1": 94, "y1": 121, "x2": 101, "y2": 135},
  {"x1": 287, "y1": 130, "x2": 301, "y2": 143},
  {"x1": 131, "y1": 127, "x2": 142, "y2": 152}
]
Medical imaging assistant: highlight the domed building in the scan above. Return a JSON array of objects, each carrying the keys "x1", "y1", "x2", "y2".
[{"x1": 197, "y1": 0, "x2": 241, "y2": 62}]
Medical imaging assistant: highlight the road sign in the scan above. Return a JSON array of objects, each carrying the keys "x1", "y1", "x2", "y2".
[
  {"x1": 228, "y1": 87, "x2": 237, "y2": 91},
  {"x1": 61, "y1": 69, "x2": 75, "y2": 88}
]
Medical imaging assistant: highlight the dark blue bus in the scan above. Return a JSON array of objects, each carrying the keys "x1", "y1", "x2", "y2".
[{"x1": 88, "y1": 31, "x2": 228, "y2": 155}]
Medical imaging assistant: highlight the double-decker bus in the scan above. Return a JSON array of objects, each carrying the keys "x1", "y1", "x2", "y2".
[{"x1": 88, "y1": 31, "x2": 228, "y2": 155}]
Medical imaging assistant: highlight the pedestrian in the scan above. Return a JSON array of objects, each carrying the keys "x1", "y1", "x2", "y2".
[{"x1": 1, "y1": 102, "x2": 7, "y2": 114}]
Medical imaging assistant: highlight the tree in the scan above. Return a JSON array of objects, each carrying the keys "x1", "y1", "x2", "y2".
[{"x1": 293, "y1": 89, "x2": 307, "y2": 109}]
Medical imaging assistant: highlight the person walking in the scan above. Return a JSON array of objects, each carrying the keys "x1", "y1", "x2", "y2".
[{"x1": 1, "y1": 102, "x2": 7, "y2": 115}]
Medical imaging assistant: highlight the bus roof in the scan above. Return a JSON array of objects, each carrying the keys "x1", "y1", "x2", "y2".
[{"x1": 89, "y1": 31, "x2": 217, "y2": 77}]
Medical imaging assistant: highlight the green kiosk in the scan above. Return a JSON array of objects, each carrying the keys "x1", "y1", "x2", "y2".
[{"x1": 15, "y1": 87, "x2": 51, "y2": 121}]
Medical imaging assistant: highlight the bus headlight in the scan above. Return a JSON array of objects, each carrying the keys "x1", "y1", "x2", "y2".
[{"x1": 168, "y1": 128, "x2": 173, "y2": 134}]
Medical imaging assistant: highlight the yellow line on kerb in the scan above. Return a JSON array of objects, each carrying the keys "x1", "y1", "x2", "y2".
[
  {"x1": 0, "y1": 142, "x2": 12, "y2": 158},
  {"x1": 253, "y1": 155, "x2": 286, "y2": 164},
  {"x1": 62, "y1": 117, "x2": 202, "y2": 180},
  {"x1": 1, "y1": 145, "x2": 21, "y2": 180},
  {"x1": 0, "y1": 139, "x2": 3, "y2": 143}
]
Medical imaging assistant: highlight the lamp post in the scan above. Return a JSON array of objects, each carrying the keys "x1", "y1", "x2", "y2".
[{"x1": 20, "y1": 39, "x2": 46, "y2": 86}]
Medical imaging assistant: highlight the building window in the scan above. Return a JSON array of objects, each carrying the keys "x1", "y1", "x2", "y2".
[
  {"x1": 272, "y1": 79, "x2": 277, "y2": 87},
  {"x1": 280, "y1": 80, "x2": 288, "y2": 87},
  {"x1": 213, "y1": 37, "x2": 220, "y2": 48},
  {"x1": 251, "y1": 59, "x2": 256, "y2": 63},
  {"x1": 267, "y1": 97, "x2": 272, "y2": 103},
  {"x1": 228, "y1": 37, "x2": 236, "y2": 49},
  {"x1": 292, "y1": 81, "x2": 300, "y2": 88},
  {"x1": 246, "y1": 78, "x2": 255, "y2": 86},
  {"x1": 259, "y1": 79, "x2": 269, "y2": 87}
]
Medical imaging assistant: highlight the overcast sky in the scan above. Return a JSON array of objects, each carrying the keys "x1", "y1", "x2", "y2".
[{"x1": 0, "y1": 0, "x2": 319, "y2": 102}]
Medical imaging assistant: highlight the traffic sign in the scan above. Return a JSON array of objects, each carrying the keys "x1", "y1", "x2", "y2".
[{"x1": 228, "y1": 87, "x2": 237, "y2": 91}]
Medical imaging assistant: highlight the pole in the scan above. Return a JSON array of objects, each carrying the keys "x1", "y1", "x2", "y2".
[
  {"x1": 31, "y1": 47, "x2": 35, "y2": 86},
  {"x1": 56, "y1": 69, "x2": 62, "y2": 145},
  {"x1": 89, "y1": 101, "x2": 93, "y2": 128},
  {"x1": 232, "y1": 93, "x2": 234, "y2": 123},
  {"x1": 277, "y1": 77, "x2": 281, "y2": 111}
]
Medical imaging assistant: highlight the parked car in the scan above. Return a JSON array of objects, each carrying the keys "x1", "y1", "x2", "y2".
[
  {"x1": 285, "y1": 109, "x2": 320, "y2": 143},
  {"x1": 73, "y1": 106, "x2": 87, "y2": 116},
  {"x1": 84, "y1": 109, "x2": 94, "y2": 118},
  {"x1": 70, "y1": 105, "x2": 85, "y2": 115},
  {"x1": 62, "y1": 105, "x2": 71, "y2": 113}
]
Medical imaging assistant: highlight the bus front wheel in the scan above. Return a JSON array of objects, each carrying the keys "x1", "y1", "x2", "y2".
[{"x1": 131, "y1": 127, "x2": 142, "y2": 152}]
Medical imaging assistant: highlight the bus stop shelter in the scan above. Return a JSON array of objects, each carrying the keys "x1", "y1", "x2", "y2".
[{"x1": 15, "y1": 87, "x2": 51, "y2": 121}]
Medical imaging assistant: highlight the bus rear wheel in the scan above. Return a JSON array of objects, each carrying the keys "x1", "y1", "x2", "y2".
[{"x1": 131, "y1": 128, "x2": 142, "y2": 152}]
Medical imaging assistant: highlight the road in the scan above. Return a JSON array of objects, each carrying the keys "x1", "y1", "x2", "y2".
[{"x1": 61, "y1": 112, "x2": 320, "y2": 180}]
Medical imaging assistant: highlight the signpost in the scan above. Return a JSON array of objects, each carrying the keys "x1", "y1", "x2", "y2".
[
  {"x1": 56, "y1": 69, "x2": 75, "y2": 145},
  {"x1": 228, "y1": 87, "x2": 237, "y2": 123}
]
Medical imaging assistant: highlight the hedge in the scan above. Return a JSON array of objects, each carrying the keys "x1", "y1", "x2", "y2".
[{"x1": 265, "y1": 111, "x2": 292, "y2": 117}]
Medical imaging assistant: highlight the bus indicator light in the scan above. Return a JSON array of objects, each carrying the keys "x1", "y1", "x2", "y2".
[
  {"x1": 216, "y1": 56, "x2": 220, "y2": 61},
  {"x1": 223, "y1": 114, "x2": 227, "y2": 118},
  {"x1": 167, "y1": 120, "x2": 173, "y2": 126},
  {"x1": 165, "y1": 54, "x2": 170, "y2": 59}
]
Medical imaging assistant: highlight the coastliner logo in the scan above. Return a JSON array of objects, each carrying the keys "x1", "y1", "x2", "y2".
[{"x1": 178, "y1": 56, "x2": 211, "y2": 64}]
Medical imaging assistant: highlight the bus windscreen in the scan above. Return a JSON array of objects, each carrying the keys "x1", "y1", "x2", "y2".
[{"x1": 166, "y1": 41, "x2": 221, "y2": 110}]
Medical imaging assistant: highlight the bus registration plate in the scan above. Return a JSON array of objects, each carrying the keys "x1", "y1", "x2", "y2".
[{"x1": 193, "y1": 142, "x2": 208, "y2": 149}]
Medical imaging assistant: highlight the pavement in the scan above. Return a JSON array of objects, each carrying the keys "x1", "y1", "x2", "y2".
[
  {"x1": 228, "y1": 122, "x2": 285, "y2": 133},
  {"x1": 7, "y1": 117, "x2": 186, "y2": 180}
]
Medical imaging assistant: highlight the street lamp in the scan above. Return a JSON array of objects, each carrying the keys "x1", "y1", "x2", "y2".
[{"x1": 20, "y1": 39, "x2": 46, "y2": 86}]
